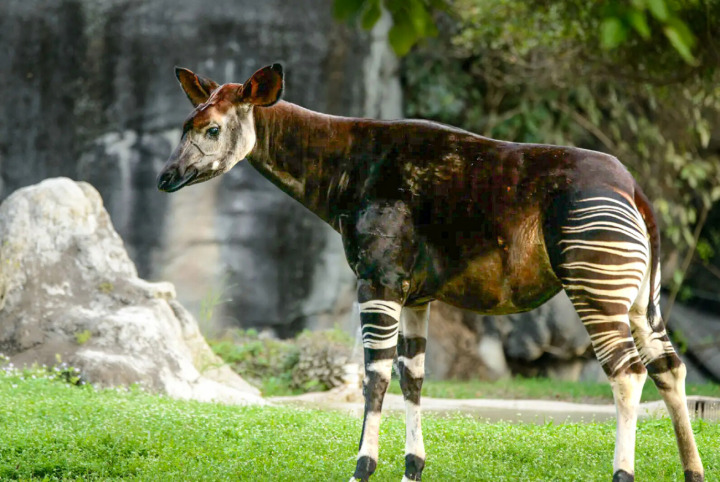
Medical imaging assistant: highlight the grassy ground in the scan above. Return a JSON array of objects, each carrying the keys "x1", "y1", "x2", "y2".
[
  {"x1": 1, "y1": 374, "x2": 718, "y2": 481},
  {"x1": 386, "y1": 377, "x2": 720, "y2": 404}
]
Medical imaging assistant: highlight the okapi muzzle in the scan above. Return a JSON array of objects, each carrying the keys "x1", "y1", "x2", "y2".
[
  {"x1": 156, "y1": 141, "x2": 202, "y2": 192},
  {"x1": 157, "y1": 63, "x2": 284, "y2": 192}
]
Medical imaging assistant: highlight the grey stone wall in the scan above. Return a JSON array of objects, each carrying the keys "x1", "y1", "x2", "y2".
[{"x1": 0, "y1": 0, "x2": 400, "y2": 334}]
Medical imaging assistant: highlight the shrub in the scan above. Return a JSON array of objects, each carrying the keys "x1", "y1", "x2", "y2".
[
  {"x1": 209, "y1": 328, "x2": 358, "y2": 395},
  {"x1": 291, "y1": 329, "x2": 358, "y2": 392}
]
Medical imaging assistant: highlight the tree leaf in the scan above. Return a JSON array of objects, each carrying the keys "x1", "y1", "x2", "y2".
[
  {"x1": 600, "y1": 17, "x2": 628, "y2": 50},
  {"x1": 666, "y1": 17, "x2": 697, "y2": 49},
  {"x1": 711, "y1": 186, "x2": 720, "y2": 202},
  {"x1": 627, "y1": 10, "x2": 651, "y2": 39},
  {"x1": 361, "y1": 0, "x2": 382, "y2": 30},
  {"x1": 389, "y1": 16, "x2": 419, "y2": 56},
  {"x1": 697, "y1": 122, "x2": 710, "y2": 148},
  {"x1": 664, "y1": 25, "x2": 696, "y2": 64},
  {"x1": 407, "y1": 0, "x2": 436, "y2": 37},
  {"x1": 332, "y1": 0, "x2": 365, "y2": 21},
  {"x1": 647, "y1": 0, "x2": 669, "y2": 21}
]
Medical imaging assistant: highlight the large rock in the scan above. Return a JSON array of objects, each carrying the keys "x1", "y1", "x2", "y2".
[
  {"x1": 502, "y1": 292, "x2": 591, "y2": 363},
  {"x1": 667, "y1": 302, "x2": 720, "y2": 383},
  {"x1": 0, "y1": 0, "x2": 401, "y2": 335},
  {"x1": 424, "y1": 294, "x2": 602, "y2": 382},
  {"x1": 0, "y1": 178, "x2": 262, "y2": 404}
]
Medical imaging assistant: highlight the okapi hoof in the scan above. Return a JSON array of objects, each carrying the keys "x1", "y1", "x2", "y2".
[
  {"x1": 612, "y1": 469, "x2": 634, "y2": 482},
  {"x1": 684, "y1": 470, "x2": 704, "y2": 482},
  {"x1": 352, "y1": 456, "x2": 377, "y2": 482},
  {"x1": 403, "y1": 454, "x2": 425, "y2": 481}
]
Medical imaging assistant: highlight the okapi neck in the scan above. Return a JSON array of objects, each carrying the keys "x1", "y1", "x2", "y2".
[{"x1": 247, "y1": 101, "x2": 362, "y2": 226}]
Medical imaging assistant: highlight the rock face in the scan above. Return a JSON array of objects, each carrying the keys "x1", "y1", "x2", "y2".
[
  {"x1": 0, "y1": 0, "x2": 401, "y2": 335},
  {"x1": 425, "y1": 294, "x2": 604, "y2": 382},
  {"x1": 667, "y1": 302, "x2": 720, "y2": 383},
  {"x1": 0, "y1": 178, "x2": 262, "y2": 404}
]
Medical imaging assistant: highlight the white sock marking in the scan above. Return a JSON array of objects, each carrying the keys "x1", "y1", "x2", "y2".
[
  {"x1": 610, "y1": 371, "x2": 646, "y2": 475},
  {"x1": 358, "y1": 411, "x2": 382, "y2": 460},
  {"x1": 405, "y1": 400, "x2": 425, "y2": 459}
]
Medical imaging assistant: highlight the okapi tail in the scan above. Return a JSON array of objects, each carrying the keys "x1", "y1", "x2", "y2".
[{"x1": 633, "y1": 181, "x2": 663, "y2": 332}]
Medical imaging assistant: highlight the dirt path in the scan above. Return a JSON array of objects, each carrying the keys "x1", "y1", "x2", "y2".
[{"x1": 270, "y1": 387, "x2": 720, "y2": 424}]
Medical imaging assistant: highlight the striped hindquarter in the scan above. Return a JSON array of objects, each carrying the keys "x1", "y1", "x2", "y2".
[
  {"x1": 550, "y1": 194, "x2": 650, "y2": 479},
  {"x1": 552, "y1": 194, "x2": 658, "y2": 375},
  {"x1": 547, "y1": 192, "x2": 703, "y2": 480}
]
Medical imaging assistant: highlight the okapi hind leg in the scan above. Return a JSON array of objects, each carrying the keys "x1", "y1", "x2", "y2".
[
  {"x1": 568, "y1": 300, "x2": 647, "y2": 481},
  {"x1": 608, "y1": 363, "x2": 647, "y2": 482},
  {"x1": 545, "y1": 191, "x2": 654, "y2": 480},
  {"x1": 645, "y1": 353, "x2": 704, "y2": 481},
  {"x1": 397, "y1": 304, "x2": 430, "y2": 481},
  {"x1": 351, "y1": 281, "x2": 403, "y2": 482},
  {"x1": 629, "y1": 307, "x2": 704, "y2": 480}
]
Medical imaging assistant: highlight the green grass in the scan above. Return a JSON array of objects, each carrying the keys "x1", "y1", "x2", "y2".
[
  {"x1": 387, "y1": 377, "x2": 720, "y2": 404},
  {"x1": 1, "y1": 375, "x2": 718, "y2": 481}
]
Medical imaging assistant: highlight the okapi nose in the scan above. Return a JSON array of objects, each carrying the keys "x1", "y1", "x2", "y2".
[
  {"x1": 157, "y1": 166, "x2": 198, "y2": 193},
  {"x1": 157, "y1": 169, "x2": 176, "y2": 192}
]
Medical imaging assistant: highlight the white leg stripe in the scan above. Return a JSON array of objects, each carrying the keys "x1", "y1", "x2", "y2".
[
  {"x1": 361, "y1": 323, "x2": 399, "y2": 350},
  {"x1": 398, "y1": 354, "x2": 425, "y2": 379},
  {"x1": 359, "y1": 300, "x2": 402, "y2": 321},
  {"x1": 365, "y1": 359, "x2": 393, "y2": 379}
]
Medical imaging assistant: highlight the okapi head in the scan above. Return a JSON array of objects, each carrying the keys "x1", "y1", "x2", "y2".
[{"x1": 157, "y1": 63, "x2": 284, "y2": 192}]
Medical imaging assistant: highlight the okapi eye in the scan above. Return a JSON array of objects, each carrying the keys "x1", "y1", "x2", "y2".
[{"x1": 207, "y1": 126, "x2": 220, "y2": 139}]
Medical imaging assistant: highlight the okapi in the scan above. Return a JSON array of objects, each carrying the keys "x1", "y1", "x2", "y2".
[{"x1": 157, "y1": 64, "x2": 704, "y2": 482}]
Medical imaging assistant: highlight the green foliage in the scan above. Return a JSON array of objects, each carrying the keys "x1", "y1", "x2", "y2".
[
  {"x1": 75, "y1": 329, "x2": 92, "y2": 345},
  {"x1": 333, "y1": 0, "x2": 448, "y2": 55},
  {"x1": 197, "y1": 277, "x2": 235, "y2": 337},
  {"x1": 0, "y1": 354, "x2": 85, "y2": 386},
  {"x1": 97, "y1": 281, "x2": 114, "y2": 294},
  {"x1": 208, "y1": 327, "x2": 356, "y2": 396},
  {"x1": 1, "y1": 375, "x2": 719, "y2": 480},
  {"x1": 600, "y1": 0, "x2": 697, "y2": 63},
  {"x1": 209, "y1": 330, "x2": 300, "y2": 395},
  {"x1": 333, "y1": 0, "x2": 702, "y2": 62}
]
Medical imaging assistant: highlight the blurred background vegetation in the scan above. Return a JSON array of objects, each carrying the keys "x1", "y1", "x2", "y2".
[{"x1": 336, "y1": 0, "x2": 720, "y2": 313}]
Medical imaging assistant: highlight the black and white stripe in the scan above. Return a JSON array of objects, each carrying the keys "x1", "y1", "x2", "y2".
[
  {"x1": 359, "y1": 300, "x2": 401, "y2": 350},
  {"x1": 550, "y1": 193, "x2": 699, "y2": 479},
  {"x1": 556, "y1": 196, "x2": 653, "y2": 375}
]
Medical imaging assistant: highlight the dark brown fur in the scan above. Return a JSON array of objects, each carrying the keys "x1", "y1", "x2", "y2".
[{"x1": 248, "y1": 101, "x2": 642, "y2": 314}]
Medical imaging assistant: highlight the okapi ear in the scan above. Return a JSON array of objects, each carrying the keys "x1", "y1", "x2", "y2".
[
  {"x1": 238, "y1": 63, "x2": 284, "y2": 107},
  {"x1": 175, "y1": 67, "x2": 220, "y2": 107}
]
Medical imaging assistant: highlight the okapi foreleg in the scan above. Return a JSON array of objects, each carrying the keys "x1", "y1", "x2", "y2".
[
  {"x1": 398, "y1": 305, "x2": 429, "y2": 481},
  {"x1": 353, "y1": 282, "x2": 403, "y2": 482}
]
